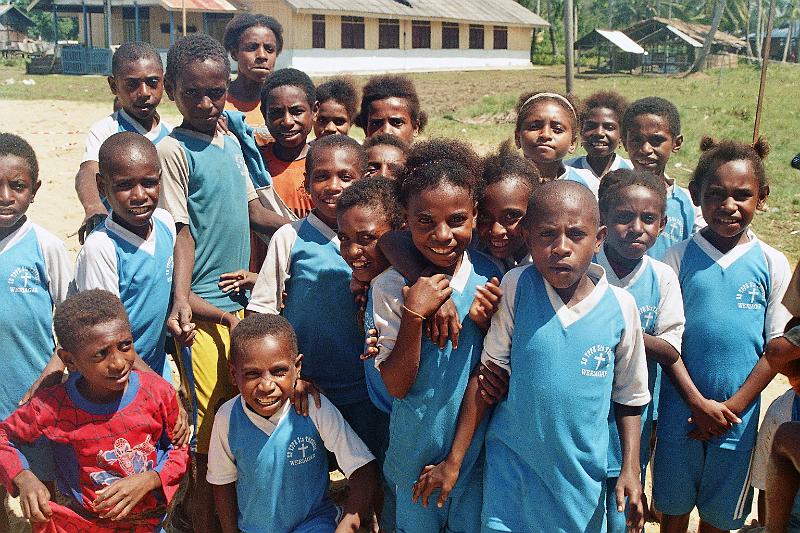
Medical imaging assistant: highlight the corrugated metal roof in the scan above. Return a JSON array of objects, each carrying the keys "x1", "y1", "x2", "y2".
[
  {"x1": 278, "y1": 0, "x2": 549, "y2": 27},
  {"x1": 0, "y1": 4, "x2": 34, "y2": 27},
  {"x1": 160, "y1": 0, "x2": 237, "y2": 11},
  {"x1": 28, "y1": 0, "x2": 237, "y2": 12},
  {"x1": 665, "y1": 24, "x2": 703, "y2": 47},
  {"x1": 576, "y1": 28, "x2": 644, "y2": 53},
  {"x1": 624, "y1": 17, "x2": 746, "y2": 51}
]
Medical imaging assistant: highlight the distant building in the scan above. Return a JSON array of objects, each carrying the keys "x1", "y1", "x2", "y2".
[{"x1": 0, "y1": 4, "x2": 34, "y2": 52}]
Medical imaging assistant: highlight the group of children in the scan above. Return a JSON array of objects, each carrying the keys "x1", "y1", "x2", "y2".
[{"x1": 0, "y1": 10, "x2": 799, "y2": 533}]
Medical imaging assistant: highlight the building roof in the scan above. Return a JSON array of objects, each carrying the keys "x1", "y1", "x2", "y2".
[
  {"x1": 0, "y1": 4, "x2": 34, "y2": 30},
  {"x1": 575, "y1": 28, "x2": 645, "y2": 54},
  {"x1": 276, "y1": 0, "x2": 549, "y2": 27},
  {"x1": 624, "y1": 17, "x2": 746, "y2": 51},
  {"x1": 28, "y1": 0, "x2": 240, "y2": 13}
]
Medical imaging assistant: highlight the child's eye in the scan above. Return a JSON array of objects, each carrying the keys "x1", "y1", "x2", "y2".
[
  {"x1": 358, "y1": 234, "x2": 377, "y2": 245},
  {"x1": 290, "y1": 106, "x2": 306, "y2": 116},
  {"x1": 265, "y1": 45, "x2": 276, "y2": 54},
  {"x1": 333, "y1": 118, "x2": 347, "y2": 126},
  {"x1": 449, "y1": 214, "x2": 468, "y2": 225},
  {"x1": 9, "y1": 180, "x2": 28, "y2": 191},
  {"x1": 145, "y1": 77, "x2": 160, "y2": 88},
  {"x1": 142, "y1": 178, "x2": 161, "y2": 188},
  {"x1": 183, "y1": 88, "x2": 198, "y2": 98},
  {"x1": 416, "y1": 215, "x2": 432, "y2": 225},
  {"x1": 567, "y1": 229, "x2": 587, "y2": 239},
  {"x1": 389, "y1": 118, "x2": 406, "y2": 127},
  {"x1": 208, "y1": 89, "x2": 226, "y2": 100}
]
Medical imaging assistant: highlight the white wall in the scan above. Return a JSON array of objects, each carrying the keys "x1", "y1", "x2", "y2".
[{"x1": 275, "y1": 48, "x2": 531, "y2": 75}]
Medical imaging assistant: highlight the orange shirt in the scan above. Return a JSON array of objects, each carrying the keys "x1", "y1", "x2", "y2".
[
  {"x1": 260, "y1": 143, "x2": 313, "y2": 219},
  {"x1": 225, "y1": 95, "x2": 273, "y2": 146}
]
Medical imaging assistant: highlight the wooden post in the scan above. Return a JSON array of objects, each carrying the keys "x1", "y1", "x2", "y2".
[
  {"x1": 82, "y1": 0, "x2": 88, "y2": 47},
  {"x1": 753, "y1": 0, "x2": 776, "y2": 142},
  {"x1": 103, "y1": 0, "x2": 112, "y2": 48},
  {"x1": 134, "y1": 1, "x2": 140, "y2": 41},
  {"x1": 169, "y1": 11, "x2": 176, "y2": 45},
  {"x1": 182, "y1": 0, "x2": 187, "y2": 36},
  {"x1": 564, "y1": 0, "x2": 574, "y2": 92}
]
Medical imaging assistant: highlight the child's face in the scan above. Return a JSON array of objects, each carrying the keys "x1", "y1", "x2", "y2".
[
  {"x1": 305, "y1": 148, "x2": 361, "y2": 228},
  {"x1": 689, "y1": 159, "x2": 767, "y2": 241},
  {"x1": 602, "y1": 185, "x2": 665, "y2": 261},
  {"x1": 313, "y1": 100, "x2": 351, "y2": 138},
  {"x1": 515, "y1": 101, "x2": 577, "y2": 164},
  {"x1": 0, "y1": 155, "x2": 39, "y2": 231},
  {"x1": 581, "y1": 107, "x2": 621, "y2": 158},
  {"x1": 265, "y1": 85, "x2": 313, "y2": 149},
  {"x1": 405, "y1": 183, "x2": 476, "y2": 273},
  {"x1": 366, "y1": 98, "x2": 418, "y2": 145},
  {"x1": 337, "y1": 206, "x2": 393, "y2": 283},
  {"x1": 97, "y1": 153, "x2": 161, "y2": 236},
  {"x1": 477, "y1": 178, "x2": 529, "y2": 260},
  {"x1": 231, "y1": 335, "x2": 301, "y2": 419},
  {"x1": 365, "y1": 144, "x2": 406, "y2": 180},
  {"x1": 623, "y1": 114, "x2": 682, "y2": 179},
  {"x1": 59, "y1": 318, "x2": 136, "y2": 404},
  {"x1": 108, "y1": 57, "x2": 164, "y2": 124},
  {"x1": 232, "y1": 25, "x2": 278, "y2": 85},
  {"x1": 167, "y1": 59, "x2": 229, "y2": 135},
  {"x1": 526, "y1": 195, "x2": 605, "y2": 293}
]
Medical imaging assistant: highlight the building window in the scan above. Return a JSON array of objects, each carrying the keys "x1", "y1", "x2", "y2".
[
  {"x1": 341, "y1": 16, "x2": 365, "y2": 48},
  {"x1": 493, "y1": 26, "x2": 508, "y2": 49},
  {"x1": 412, "y1": 20, "x2": 431, "y2": 48},
  {"x1": 122, "y1": 6, "x2": 150, "y2": 42},
  {"x1": 442, "y1": 22, "x2": 459, "y2": 49},
  {"x1": 312, "y1": 14, "x2": 325, "y2": 48},
  {"x1": 469, "y1": 24, "x2": 484, "y2": 49},
  {"x1": 379, "y1": 18, "x2": 399, "y2": 48}
]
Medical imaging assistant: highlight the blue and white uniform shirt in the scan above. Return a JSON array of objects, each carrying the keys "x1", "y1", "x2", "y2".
[
  {"x1": 557, "y1": 165, "x2": 603, "y2": 199},
  {"x1": 74, "y1": 208, "x2": 176, "y2": 379},
  {"x1": 648, "y1": 176, "x2": 706, "y2": 261},
  {"x1": 564, "y1": 154, "x2": 634, "y2": 198},
  {"x1": 81, "y1": 109, "x2": 172, "y2": 165}
]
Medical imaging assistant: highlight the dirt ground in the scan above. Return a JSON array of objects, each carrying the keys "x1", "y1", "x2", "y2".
[{"x1": 1, "y1": 98, "x2": 792, "y2": 532}]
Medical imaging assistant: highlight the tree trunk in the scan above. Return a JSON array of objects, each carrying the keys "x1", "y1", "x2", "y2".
[
  {"x1": 608, "y1": 0, "x2": 614, "y2": 28},
  {"x1": 783, "y1": 22, "x2": 793, "y2": 61},
  {"x1": 745, "y1": 0, "x2": 755, "y2": 56},
  {"x1": 688, "y1": 0, "x2": 728, "y2": 72},
  {"x1": 547, "y1": 0, "x2": 558, "y2": 55},
  {"x1": 756, "y1": 0, "x2": 763, "y2": 58}
]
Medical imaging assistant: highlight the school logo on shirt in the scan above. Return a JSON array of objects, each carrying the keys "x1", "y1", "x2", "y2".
[
  {"x1": 736, "y1": 281, "x2": 765, "y2": 310},
  {"x1": 663, "y1": 217, "x2": 684, "y2": 243},
  {"x1": 234, "y1": 154, "x2": 249, "y2": 181},
  {"x1": 287, "y1": 435, "x2": 318, "y2": 466},
  {"x1": 165, "y1": 256, "x2": 174, "y2": 279},
  {"x1": 7, "y1": 266, "x2": 40, "y2": 294},
  {"x1": 639, "y1": 305, "x2": 658, "y2": 334},
  {"x1": 580, "y1": 344, "x2": 613, "y2": 378}
]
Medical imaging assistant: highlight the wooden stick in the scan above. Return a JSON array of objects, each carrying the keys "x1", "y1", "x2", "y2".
[{"x1": 753, "y1": 0, "x2": 777, "y2": 143}]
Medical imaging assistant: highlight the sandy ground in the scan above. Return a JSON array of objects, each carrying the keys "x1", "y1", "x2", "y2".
[{"x1": 1, "y1": 99, "x2": 792, "y2": 532}]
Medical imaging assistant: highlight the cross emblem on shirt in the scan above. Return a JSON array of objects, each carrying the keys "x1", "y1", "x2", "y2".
[
  {"x1": 748, "y1": 287, "x2": 760, "y2": 303},
  {"x1": 297, "y1": 442, "x2": 309, "y2": 458},
  {"x1": 19, "y1": 270, "x2": 32, "y2": 287},
  {"x1": 594, "y1": 353, "x2": 606, "y2": 370}
]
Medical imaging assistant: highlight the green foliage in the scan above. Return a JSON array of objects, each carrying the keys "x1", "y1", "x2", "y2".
[{"x1": 11, "y1": 0, "x2": 78, "y2": 41}]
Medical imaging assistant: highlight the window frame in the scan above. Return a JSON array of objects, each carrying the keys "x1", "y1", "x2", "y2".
[
  {"x1": 341, "y1": 15, "x2": 365, "y2": 49},
  {"x1": 411, "y1": 19, "x2": 431, "y2": 49},
  {"x1": 493, "y1": 25, "x2": 508, "y2": 49},
  {"x1": 312, "y1": 14, "x2": 325, "y2": 49},
  {"x1": 378, "y1": 18, "x2": 400, "y2": 49},
  {"x1": 441, "y1": 21, "x2": 459, "y2": 49},
  {"x1": 468, "y1": 24, "x2": 484, "y2": 50}
]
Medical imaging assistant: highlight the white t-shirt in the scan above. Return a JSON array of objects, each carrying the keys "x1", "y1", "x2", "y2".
[{"x1": 752, "y1": 388, "x2": 797, "y2": 490}]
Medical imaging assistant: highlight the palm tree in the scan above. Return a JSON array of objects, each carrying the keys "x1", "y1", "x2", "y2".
[{"x1": 688, "y1": 0, "x2": 729, "y2": 72}]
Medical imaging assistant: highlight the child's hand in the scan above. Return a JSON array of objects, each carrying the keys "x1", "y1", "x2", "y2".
[
  {"x1": 13, "y1": 470, "x2": 52, "y2": 523},
  {"x1": 402, "y1": 274, "x2": 452, "y2": 321},
  {"x1": 412, "y1": 458, "x2": 461, "y2": 508},
  {"x1": 350, "y1": 278, "x2": 370, "y2": 308},
  {"x1": 93, "y1": 471, "x2": 161, "y2": 521},
  {"x1": 215, "y1": 114, "x2": 230, "y2": 135},
  {"x1": 173, "y1": 400, "x2": 191, "y2": 448},
  {"x1": 687, "y1": 398, "x2": 740, "y2": 438},
  {"x1": 478, "y1": 361, "x2": 510, "y2": 404},
  {"x1": 469, "y1": 277, "x2": 502, "y2": 333},
  {"x1": 426, "y1": 298, "x2": 462, "y2": 350},
  {"x1": 218, "y1": 270, "x2": 258, "y2": 293},
  {"x1": 291, "y1": 378, "x2": 322, "y2": 416},
  {"x1": 361, "y1": 329, "x2": 379, "y2": 360},
  {"x1": 78, "y1": 212, "x2": 107, "y2": 245},
  {"x1": 615, "y1": 466, "x2": 644, "y2": 532},
  {"x1": 166, "y1": 301, "x2": 196, "y2": 346}
]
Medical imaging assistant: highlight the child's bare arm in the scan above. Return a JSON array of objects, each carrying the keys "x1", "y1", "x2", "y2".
[
  {"x1": 248, "y1": 198, "x2": 290, "y2": 234},
  {"x1": 765, "y1": 328, "x2": 800, "y2": 376},
  {"x1": 725, "y1": 353, "x2": 777, "y2": 416},
  {"x1": 213, "y1": 483, "x2": 239, "y2": 533},
  {"x1": 613, "y1": 403, "x2": 644, "y2": 533},
  {"x1": 336, "y1": 460, "x2": 379, "y2": 532},
  {"x1": 413, "y1": 374, "x2": 490, "y2": 508},
  {"x1": 75, "y1": 161, "x2": 107, "y2": 244},
  {"x1": 20, "y1": 351, "x2": 65, "y2": 405},
  {"x1": 13, "y1": 470, "x2": 52, "y2": 523},
  {"x1": 766, "y1": 421, "x2": 800, "y2": 532}
]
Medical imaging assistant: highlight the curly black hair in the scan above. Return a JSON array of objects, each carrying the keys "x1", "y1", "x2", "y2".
[
  {"x1": 621, "y1": 96, "x2": 681, "y2": 141},
  {"x1": 691, "y1": 136, "x2": 770, "y2": 190},
  {"x1": 399, "y1": 138, "x2": 482, "y2": 206},
  {"x1": 579, "y1": 90, "x2": 628, "y2": 125},
  {"x1": 524, "y1": 180, "x2": 599, "y2": 229},
  {"x1": 165, "y1": 33, "x2": 229, "y2": 87},
  {"x1": 356, "y1": 74, "x2": 428, "y2": 133},
  {"x1": 111, "y1": 41, "x2": 162, "y2": 78},
  {"x1": 515, "y1": 91, "x2": 580, "y2": 140},
  {"x1": 337, "y1": 176, "x2": 404, "y2": 230},
  {"x1": 315, "y1": 77, "x2": 359, "y2": 121},
  {"x1": 0, "y1": 132, "x2": 38, "y2": 181},
  {"x1": 98, "y1": 131, "x2": 159, "y2": 179},
  {"x1": 482, "y1": 139, "x2": 540, "y2": 192},
  {"x1": 230, "y1": 313, "x2": 298, "y2": 365},
  {"x1": 53, "y1": 290, "x2": 130, "y2": 353},
  {"x1": 223, "y1": 13, "x2": 284, "y2": 54},
  {"x1": 305, "y1": 134, "x2": 368, "y2": 177},
  {"x1": 362, "y1": 132, "x2": 410, "y2": 153},
  {"x1": 261, "y1": 68, "x2": 316, "y2": 117},
  {"x1": 598, "y1": 168, "x2": 666, "y2": 218}
]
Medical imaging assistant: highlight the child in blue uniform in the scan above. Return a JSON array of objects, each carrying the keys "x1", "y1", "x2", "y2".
[
  {"x1": 0, "y1": 133, "x2": 71, "y2": 532},
  {"x1": 369, "y1": 139, "x2": 501, "y2": 533},
  {"x1": 76, "y1": 42, "x2": 173, "y2": 242},
  {"x1": 157, "y1": 33, "x2": 287, "y2": 532},
  {"x1": 653, "y1": 137, "x2": 792, "y2": 532},
  {"x1": 621, "y1": 97, "x2": 704, "y2": 260},
  {"x1": 248, "y1": 135, "x2": 389, "y2": 458},
  {"x1": 423, "y1": 180, "x2": 651, "y2": 532},
  {"x1": 75, "y1": 132, "x2": 194, "y2": 381},
  {"x1": 207, "y1": 314, "x2": 378, "y2": 533},
  {"x1": 596, "y1": 169, "x2": 740, "y2": 532},
  {"x1": 566, "y1": 90, "x2": 633, "y2": 193}
]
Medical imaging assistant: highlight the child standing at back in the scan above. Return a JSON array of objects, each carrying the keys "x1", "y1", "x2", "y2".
[
  {"x1": 314, "y1": 77, "x2": 359, "y2": 138},
  {"x1": 75, "y1": 42, "x2": 172, "y2": 243},
  {"x1": 621, "y1": 97, "x2": 704, "y2": 260},
  {"x1": 0, "y1": 133, "x2": 71, "y2": 532},
  {"x1": 356, "y1": 75, "x2": 427, "y2": 145},
  {"x1": 653, "y1": 137, "x2": 792, "y2": 533},
  {"x1": 363, "y1": 133, "x2": 409, "y2": 180},
  {"x1": 157, "y1": 33, "x2": 286, "y2": 532}
]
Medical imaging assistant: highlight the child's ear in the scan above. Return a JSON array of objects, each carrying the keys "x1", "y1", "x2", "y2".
[
  {"x1": 757, "y1": 185, "x2": 770, "y2": 210},
  {"x1": 688, "y1": 181, "x2": 701, "y2": 207},
  {"x1": 294, "y1": 353, "x2": 303, "y2": 375},
  {"x1": 568, "y1": 136, "x2": 577, "y2": 154},
  {"x1": 227, "y1": 358, "x2": 237, "y2": 386},
  {"x1": 30, "y1": 180, "x2": 42, "y2": 203},
  {"x1": 312, "y1": 101, "x2": 320, "y2": 114},
  {"x1": 514, "y1": 131, "x2": 522, "y2": 149},
  {"x1": 658, "y1": 214, "x2": 667, "y2": 235},
  {"x1": 471, "y1": 201, "x2": 478, "y2": 223},
  {"x1": 594, "y1": 225, "x2": 607, "y2": 253},
  {"x1": 303, "y1": 171, "x2": 310, "y2": 193},
  {"x1": 107, "y1": 76, "x2": 118, "y2": 96},
  {"x1": 96, "y1": 173, "x2": 107, "y2": 198},
  {"x1": 57, "y1": 347, "x2": 77, "y2": 373},
  {"x1": 672, "y1": 134, "x2": 684, "y2": 153},
  {"x1": 164, "y1": 80, "x2": 176, "y2": 102}
]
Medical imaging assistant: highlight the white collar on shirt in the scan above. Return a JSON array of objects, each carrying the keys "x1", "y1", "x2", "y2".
[
  {"x1": 448, "y1": 250, "x2": 474, "y2": 294},
  {"x1": 238, "y1": 395, "x2": 292, "y2": 437},
  {"x1": 542, "y1": 262, "x2": 609, "y2": 328},
  {"x1": 173, "y1": 127, "x2": 227, "y2": 148},
  {"x1": 596, "y1": 246, "x2": 651, "y2": 288},
  {"x1": 305, "y1": 211, "x2": 340, "y2": 246},
  {"x1": 692, "y1": 228, "x2": 759, "y2": 269},
  {"x1": 0, "y1": 218, "x2": 32, "y2": 255},
  {"x1": 104, "y1": 212, "x2": 158, "y2": 256}
]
